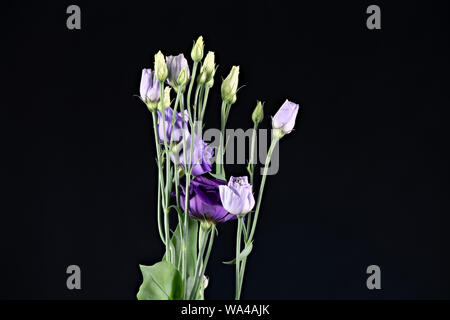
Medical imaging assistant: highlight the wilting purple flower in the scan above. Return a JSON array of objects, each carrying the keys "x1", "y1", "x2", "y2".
[
  {"x1": 157, "y1": 107, "x2": 189, "y2": 144},
  {"x1": 219, "y1": 176, "x2": 255, "y2": 216},
  {"x1": 140, "y1": 69, "x2": 160, "y2": 103},
  {"x1": 179, "y1": 176, "x2": 236, "y2": 223},
  {"x1": 174, "y1": 135, "x2": 213, "y2": 176},
  {"x1": 166, "y1": 54, "x2": 190, "y2": 88},
  {"x1": 272, "y1": 100, "x2": 299, "y2": 135}
]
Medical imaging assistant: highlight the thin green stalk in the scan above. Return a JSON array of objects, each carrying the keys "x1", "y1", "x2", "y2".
[
  {"x1": 193, "y1": 85, "x2": 201, "y2": 128},
  {"x1": 237, "y1": 136, "x2": 279, "y2": 297},
  {"x1": 192, "y1": 225, "x2": 215, "y2": 299},
  {"x1": 248, "y1": 137, "x2": 279, "y2": 241},
  {"x1": 238, "y1": 252, "x2": 246, "y2": 297},
  {"x1": 151, "y1": 111, "x2": 166, "y2": 245},
  {"x1": 216, "y1": 101, "x2": 228, "y2": 177},
  {"x1": 159, "y1": 81, "x2": 172, "y2": 262},
  {"x1": 187, "y1": 61, "x2": 198, "y2": 110},
  {"x1": 189, "y1": 226, "x2": 211, "y2": 299},
  {"x1": 246, "y1": 122, "x2": 258, "y2": 237},
  {"x1": 156, "y1": 168, "x2": 165, "y2": 244},
  {"x1": 180, "y1": 94, "x2": 190, "y2": 297},
  {"x1": 235, "y1": 218, "x2": 243, "y2": 300},
  {"x1": 199, "y1": 86, "x2": 210, "y2": 124}
]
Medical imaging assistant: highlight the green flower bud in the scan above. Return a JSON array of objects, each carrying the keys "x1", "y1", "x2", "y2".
[
  {"x1": 154, "y1": 51, "x2": 168, "y2": 82},
  {"x1": 191, "y1": 36, "x2": 204, "y2": 62},
  {"x1": 205, "y1": 77, "x2": 214, "y2": 88},
  {"x1": 158, "y1": 87, "x2": 171, "y2": 112},
  {"x1": 146, "y1": 101, "x2": 158, "y2": 112},
  {"x1": 163, "y1": 87, "x2": 171, "y2": 108},
  {"x1": 221, "y1": 66, "x2": 239, "y2": 104},
  {"x1": 197, "y1": 71, "x2": 207, "y2": 85},
  {"x1": 176, "y1": 66, "x2": 188, "y2": 88},
  {"x1": 199, "y1": 51, "x2": 216, "y2": 87},
  {"x1": 230, "y1": 94, "x2": 237, "y2": 105},
  {"x1": 252, "y1": 101, "x2": 264, "y2": 124}
]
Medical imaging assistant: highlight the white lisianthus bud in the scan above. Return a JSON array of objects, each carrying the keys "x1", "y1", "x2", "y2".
[
  {"x1": 221, "y1": 66, "x2": 239, "y2": 105},
  {"x1": 198, "y1": 72, "x2": 207, "y2": 85},
  {"x1": 198, "y1": 51, "x2": 216, "y2": 87},
  {"x1": 191, "y1": 36, "x2": 204, "y2": 62},
  {"x1": 154, "y1": 51, "x2": 168, "y2": 82},
  {"x1": 176, "y1": 66, "x2": 189, "y2": 89},
  {"x1": 163, "y1": 87, "x2": 171, "y2": 108},
  {"x1": 252, "y1": 101, "x2": 264, "y2": 125},
  {"x1": 158, "y1": 87, "x2": 171, "y2": 112}
]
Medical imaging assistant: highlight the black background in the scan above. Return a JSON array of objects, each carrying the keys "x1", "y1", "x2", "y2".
[{"x1": 2, "y1": 0, "x2": 449, "y2": 300}]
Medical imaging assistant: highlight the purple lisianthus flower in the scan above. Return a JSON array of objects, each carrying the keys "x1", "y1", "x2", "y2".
[
  {"x1": 174, "y1": 135, "x2": 213, "y2": 176},
  {"x1": 272, "y1": 100, "x2": 300, "y2": 135},
  {"x1": 166, "y1": 54, "x2": 190, "y2": 88},
  {"x1": 179, "y1": 176, "x2": 236, "y2": 223},
  {"x1": 219, "y1": 176, "x2": 255, "y2": 216},
  {"x1": 157, "y1": 107, "x2": 189, "y2": 144},
  {"x1": 140, "y1": 69, "x2": 160, "y2": 103}
]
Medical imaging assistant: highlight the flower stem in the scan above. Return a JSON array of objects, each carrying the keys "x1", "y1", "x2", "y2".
[
  {"x1": 248, "y1": 136, "x2": 279, "y2": 241},
  {"x1": 237, "y1": 136, "x2": 279, "y2": 298},
  {"x1": 151, "y1": 111, "x2": 166, "y2": 245},
  {"x1": 216, "y1": 101, "x2": 228, "y2": 178},
  {"x1": 187, "y1": 61, "x2": 198, "y2": 114},
  {"x1": 246, "y1": 122, "x2": 258, "y2": 238},
  {"x1": 235, "y1": 217, "x2": 243, "y2": 300},
  {"x1": 180, "y1": 94, "x2": 190, "y2": 297},
  {"x1": 159, "y1": 81, "x2": 172, "y2": 262},
  {"x1": 199, "y1": 86, "x2": 209, "y2": 124},
  {"x1": 190, "y1": 225, "x2": 210, "y2": 299}
]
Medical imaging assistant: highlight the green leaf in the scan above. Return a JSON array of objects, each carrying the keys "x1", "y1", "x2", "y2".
[
  {"x1": 222, "y1": 241, "x2": 253, "y2": 265},
  {"x1": 169, "y1": 217, "x2": 199, "y2": 277},
  {"x1": 208, "y1": 171, "x2": 226, "y2": 181},
  {"x1": 137, "y1": 261, "x2": 183, "y2": 300}
]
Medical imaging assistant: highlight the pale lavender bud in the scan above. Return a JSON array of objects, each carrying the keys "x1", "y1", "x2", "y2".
[
  {"x1": 166, "y1": 54, "x2": 190, "y2": 88},
  {"x1": 272, "y1": 100, "x2": 300, "y2": 137},
  {"x1": 140, "y1": 69, "x2": 160, "y2": 108}
]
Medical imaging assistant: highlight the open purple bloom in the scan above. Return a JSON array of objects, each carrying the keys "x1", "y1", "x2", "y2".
[
  {"x1": 219, "y1": 176, "x2": 255, "y2": 216},
  {"x1": 179, "y1": 176, "x2": 236, "y2": 223},
  {"x1": 175, "y1": 135, "x2": 213, "y2": 176},
  {"x1": 157, "y1": 107, "x2": 189, "y2": 144},
  {"x1": 140, "y1": 69, "x2": 160, "y2": 103},
  {"x1": 272, "y1": 100, "x2": 299, "y2": 135},
  {"x1": 166, "y1": 54, "x2": 190, "y2": 88}
]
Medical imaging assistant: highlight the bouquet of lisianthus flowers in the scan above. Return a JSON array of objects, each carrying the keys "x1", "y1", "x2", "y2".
[{"x1": 136, "y1": 36, "x2": 299, "y2": 300}]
